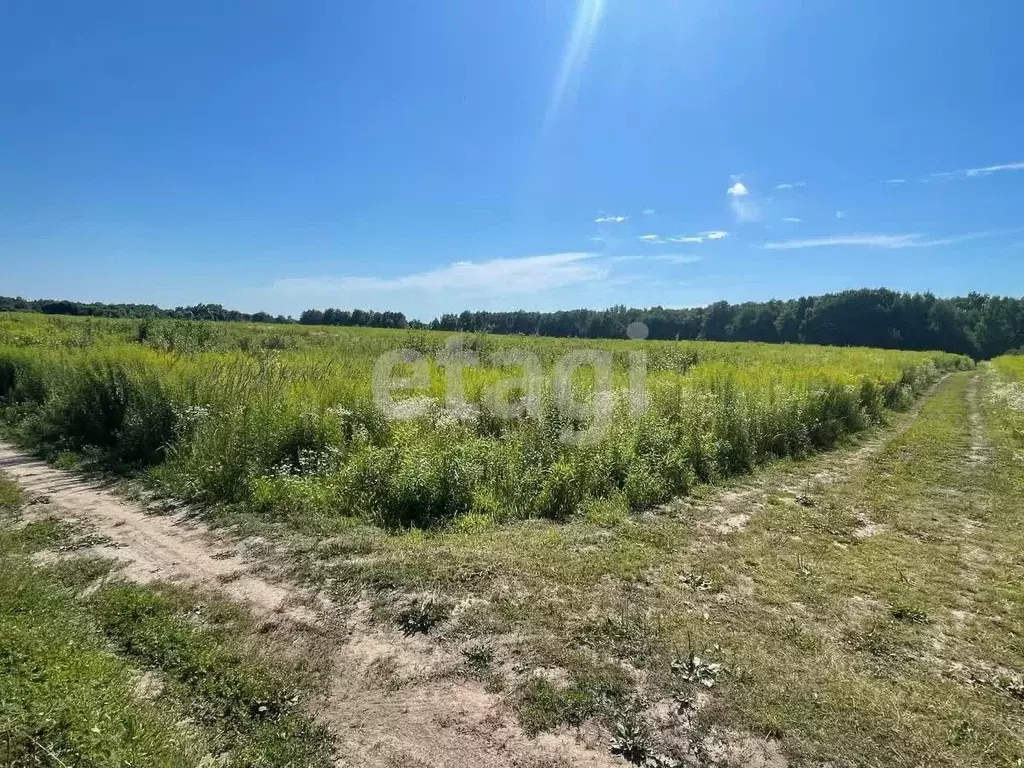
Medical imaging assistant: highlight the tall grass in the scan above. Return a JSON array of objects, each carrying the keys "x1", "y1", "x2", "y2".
[
  {"x1": 0, "y1": 314, "x2": 972, "y2": 530},
  {"x1": 990, "y1": 355, "x2": 1024, "y2": 448},
  {"x1": 992, "y1": 354, "x2": 1024, "y2": 384}
]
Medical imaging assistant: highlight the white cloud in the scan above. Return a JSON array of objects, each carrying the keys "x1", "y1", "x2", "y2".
[
  {"x1": 727, "y1": 182, "x2": 759, "y2": 222},
  {"x1": 782, "y1": 217, "x2": 802, "y2": 223},
  {"x1": 274, "y1": 252, "x2": 608, "y2": 296},
  {"x1": 763, "y1": 234, "x2": 917, "y2": 250},
  {"x1": 885, "y1": 178, "x2": 906, "y2": 184},
  {"x1": 642, "y1": 208, "x2": 656, "y2": 215},
  {"x1": 928, "y1": 161, "x2": 1024, "y2": 181},
  {"x1": 895, "y1": 230, "x2": 1020, "y2": 248},
  {"x1": 762, "y1": 231, "x2": 1008, "y2": 250},
  {"x1": 609, "y1": 255, "x2": 644, "y2": 262},
  {"x1": 666, "y1": 230, "x2": 729, "y2": 244},
  {"x1": 964, "y1": 161, "x2": 1024, "y2": 177},
  {"x1": 835, "y1": 210, "x2": 847, "y2": 219},
  {"x1": 639, "y1": 234, "x2": 662, "y2": 242},
  {"x1": 595, "y1": 215, "x2": 628, "y2": 223},
  {"x1": 651, "y1": 254, "x2": 702, "y2": 264},
  {"x1": 775, "y1": 181, "x2": 807, "y2": 190}
]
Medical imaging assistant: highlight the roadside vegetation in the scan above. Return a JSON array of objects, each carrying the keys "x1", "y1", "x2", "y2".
[
  {"x1": 0, "y1": 313, "x2": 969, "y2": 536},
  {"x1": 0, "y1": 474, "x2": 332, "y2": 767},
  {"x1": 992, "y1": 353, "x2": 1024, "y2": 414}
]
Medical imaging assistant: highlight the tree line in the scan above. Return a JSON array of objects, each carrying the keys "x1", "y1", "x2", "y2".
[
  {"x1": 300, "y1": 289, "x2": 1024, "y2": 359},
  {"x1": 299, "y1": 288, "x2": 1019, "y2": 360},
  {"x1": 4, "y1": 289, "x2": 1024, "y2": 358},
  {"x1": 0, "y1": 296, "x2": 292, "y2": 324}
]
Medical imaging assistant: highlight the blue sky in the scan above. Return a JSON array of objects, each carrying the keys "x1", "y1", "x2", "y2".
[{"x1": 1, "y1": 0, "x2": 1022, "y2": 320}]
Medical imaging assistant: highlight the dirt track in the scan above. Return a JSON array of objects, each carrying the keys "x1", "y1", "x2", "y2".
[
  {"x1": 0, "y1": 442, "x2": 621, "y2": 768},
  {"x1": 0, "y1": 445, "x2": 318, "y2": 623}
]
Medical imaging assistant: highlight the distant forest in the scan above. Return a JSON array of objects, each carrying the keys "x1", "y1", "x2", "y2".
[
  {"x1": 0, "y1": 297, "x2": 294, "y2": 325},
  {"x1": 3, "y1": 288, "x2": 1024, "y2": 359}
]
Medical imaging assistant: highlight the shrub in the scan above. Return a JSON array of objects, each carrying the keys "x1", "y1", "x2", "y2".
[
  {"x1": 536, "y1": 460, "x2": 584, "y2": 521},
  {"x1": 24, "y1": 360, "x2": 177, "y2": 466}
]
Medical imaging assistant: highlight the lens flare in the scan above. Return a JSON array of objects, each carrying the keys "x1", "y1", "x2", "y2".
[{"x1": 546, "y1": 0, "x2": 605, "y2": 126}]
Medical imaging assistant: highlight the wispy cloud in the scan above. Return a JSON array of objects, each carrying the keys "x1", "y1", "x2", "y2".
[
  {"x1": 642, "y1": 208, "x2": 656, "y2": 216},
  {"x1": 763, "y1": 231, "x2": 1009, "y2": 251},
  {"x1": 727, "y1": 182, "x2": 760, "y2": 223},
  {"x1": 885, "y1": 178, "x2": 906, "y2": 184},
  {"x1": 782, "y1": 217, "x2": 802, "y2": 223},
  {"x1": 775, "y1": 181, "x2": 807, "y2": 190},
  {"x1": 964, "y1": 161, "x2": 1024, "y2": 177},
  {"x1": 639, "y1": 234, "x2": 661, "y2": 242},
  {"x1": 927, "y1": 161, "x2": 1024, "y2": 181},
  {"x1": 895, "y1": 230, "x2": 1021, "y2": 248},
  {"x1": 274, "y1": 253, "x2": 608, "y2": 296},
  {"x1": 651, "y1": 254, "x2": 702, "y2": 264},
  {"x1": 835, "y1": 210, "x2": 847, "y2": 219},
  {"x1": 594, "y1": 214, "x2": 628, "y2": 224},
  {"x1": 764, "y1": 234, "x2": 917, "y2": 250},
  {"x1": 665, "y1": 230, "x2": 729, "y2": 244}
]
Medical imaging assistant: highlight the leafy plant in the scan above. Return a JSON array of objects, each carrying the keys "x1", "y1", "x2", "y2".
[
  {"x1": 671, "y1": 649, "x2": 723, "y2": 689},
  {"x1": 396, "y1": 596, "x2": 451, "y2": 636},
  {"x1": 610, "y1": 714, "x2": 653, "y2": 765},
  {"x1": 889, "y1": 600, "x2": 930, "y2": 624},
  {"x1": 461, "y1": 642, "x2": 494, "y2": 671}
]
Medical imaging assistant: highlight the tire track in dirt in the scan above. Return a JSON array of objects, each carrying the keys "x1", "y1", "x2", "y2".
[
  {"x1": 966, "y1": 373, "x2": 992, "y2": 467},
  {"x1": 0, "y1": 442, "x2": 620, "y2": 768},
  {"x1": 0, "y1": 446, "x2": 319, "y2": 625},
  {"x1": 668, "y1": 375, "x2": 950, "y2": 538},
  {"x1": 957, "y1": 373, "x2": 992, "y2": 582}
]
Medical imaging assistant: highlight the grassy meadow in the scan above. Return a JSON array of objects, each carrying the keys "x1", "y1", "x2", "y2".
[
  {"x1": 0, "y1": 312, "x2": 971, "y2": 534},
  {"x1": 7, "y1": 313, "x2": 1024, "y2": 767}
]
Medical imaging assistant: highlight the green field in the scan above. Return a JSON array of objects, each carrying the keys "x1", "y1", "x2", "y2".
[
  {"x1": 8, "y1": 313, "x2": 1024, "y2": 767},
  {"x1": 0, "y1": 312, "x2": 969, "y2": 532}
]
